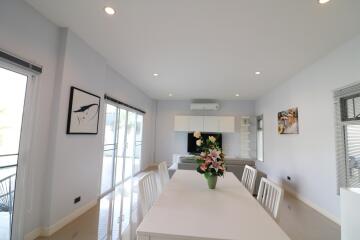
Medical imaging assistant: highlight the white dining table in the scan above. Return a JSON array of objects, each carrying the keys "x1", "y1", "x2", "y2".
[{"x1": 137, "y1": 170, "x2": 290, "y2": 240}]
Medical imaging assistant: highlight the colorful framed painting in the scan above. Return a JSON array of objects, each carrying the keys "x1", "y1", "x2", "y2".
[
  {"x1": 66, "y1": 86, "x2": 101, "y2": 134},
  {"x1": 278, "y1": 107, "x2": 299, "y2": 134}
]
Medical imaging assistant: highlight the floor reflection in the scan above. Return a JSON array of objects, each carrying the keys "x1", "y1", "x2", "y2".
[
  {"x1": 37, "y1": 174, "x2": 144, "y2": 240},
  {"x1": 99, "y1": 179, "x2": 141, "y2": 240}
]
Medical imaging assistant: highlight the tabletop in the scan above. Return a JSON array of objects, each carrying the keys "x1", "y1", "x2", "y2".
[{"x1": 137, "y1": 170, "x2": 290, "y2": 240}]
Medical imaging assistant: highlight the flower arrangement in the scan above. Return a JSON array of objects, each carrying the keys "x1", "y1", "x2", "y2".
[{"x1": 193, "y1": 131, "x2": 225, "y2": 179}]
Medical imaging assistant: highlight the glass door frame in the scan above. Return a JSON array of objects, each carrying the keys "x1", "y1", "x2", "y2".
[
  {"x1": 100, "y1": 101, "x2": 144, "y2": 197},
  {"x1": 0, "y1": 60, "x2": 39, "y2": 239},
  {"x1": 100, "y1": 102, "x2": 121, "y2": 197},
  {"x1": 123, "y1": 108, "x2": 143, "y2": 178}
]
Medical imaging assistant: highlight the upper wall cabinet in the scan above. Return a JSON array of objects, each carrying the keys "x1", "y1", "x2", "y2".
[
  {"x1": 203, "y1": 116, "x2": 219, "y2": 132},
  {"x1": 189, "y1": 116, "x2": 204, "y2": 131},
  {"x1": 174, "y1": 116, "x2": 235, "y2": 133},
  {"x1": 174, "y1": 115, "x2": 190, "y2": 131}
]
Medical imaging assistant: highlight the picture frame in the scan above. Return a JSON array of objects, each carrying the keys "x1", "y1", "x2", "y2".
[
  {"x1": 278, "y1": 107, "x2": 299, "y2": 134},
  {"x1": 66, "y1": 86, "x2": 101, "y2": 134}
]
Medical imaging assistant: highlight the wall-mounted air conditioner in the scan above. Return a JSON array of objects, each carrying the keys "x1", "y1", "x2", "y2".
[{"x1": 190, "y1": 103, "x2": 220, "y2": 111}]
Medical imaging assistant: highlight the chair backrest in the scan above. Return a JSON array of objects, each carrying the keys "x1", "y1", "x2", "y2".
[
  {"x1": 257, "y1": 177, "x2": 283, "y2": 219},
  {"x1": 158, "y1": 161, "x2": 170, "y2": 192},
  {"x1": 241, "y1": 165, "x2": 257, "y2": 195},
  {"x1": 138, "y1": 171, "x2": 158, "y2": 216}
]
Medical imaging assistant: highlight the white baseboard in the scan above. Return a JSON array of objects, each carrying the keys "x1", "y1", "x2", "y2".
[
  {"x1": 282, "y1": 185, "x2": 341, "y2": 225},
  {"x1": 24, "y1": 199, "x2": 98, "y2": 240}
]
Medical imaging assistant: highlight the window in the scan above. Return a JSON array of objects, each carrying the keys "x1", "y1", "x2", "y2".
[
  {"x1": 335, "y1": 84, "x2": 360, "y2": 190},
  {"x1": 256, "y1": 115, "x2": 264, "y2": 162},
  {"x1": 100, "y1": 103, "x2": 144, "y2": 195},
  {"x1": 340, "y1": 93, "x2": 360, "y2": 121}
]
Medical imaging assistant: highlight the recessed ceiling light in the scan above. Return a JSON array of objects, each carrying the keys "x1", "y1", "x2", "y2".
[
  {"x1": 318, "y1": 0, "x2": 331, "y2": 4},
  {"x1": 255, "y1": 71, "x2": 261, "y2": 75},
  {"x1": 235, "y1": 94, "x2": 240, "y2": 97},
  {"x1": 153, "y1": 73, "x2": 159, "y2": 77},
  {"x1": 168, "y1": 93, "x2": 173, "y2": 97},
  {"x1": 104, "y1": 7, "x2": 116, "y2": 15}
]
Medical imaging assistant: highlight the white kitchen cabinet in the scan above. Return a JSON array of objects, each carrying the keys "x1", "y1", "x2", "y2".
[
  {"x1": 189, "y1": 116, "x2": 204, "y2": 131},
  {"x1": 203, "y1": 116, "x2": 219, "y2": 132},
  {"x1": 174, "y1": 115, "x2": 235, "y2": 133},
  {"x1": 174, "y1": 116, "x2": 190, "y2": 132}
]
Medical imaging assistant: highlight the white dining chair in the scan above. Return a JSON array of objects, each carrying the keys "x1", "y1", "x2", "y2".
[
  {"x1": 138, "y1": 171, "x2": 158, "y2": 216},
  {"x1": 241, "y1": 165, "x2": 257, "y2": 195},
  {"x1": 257, "y1": 177, "x2": 283, "y2": 219},
  {"x1": 158, "y1": 161, "x2": 170, "y2": 192}
]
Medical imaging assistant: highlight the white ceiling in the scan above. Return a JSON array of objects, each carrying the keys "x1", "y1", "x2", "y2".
[{"x1": 26, "y1": 0, "x2": 360, "y2": 100}]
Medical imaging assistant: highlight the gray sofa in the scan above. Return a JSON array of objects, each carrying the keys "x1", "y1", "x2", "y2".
[
  {"x1": 178, "y1": 157, "x2": 254, "y2": 179},
  {"x1": 175, "y1": 156, "x2": 266, "y2": 195}
]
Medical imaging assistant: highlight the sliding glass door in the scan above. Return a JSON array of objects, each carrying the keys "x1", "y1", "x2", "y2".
[
  {"x1": 101, "y1": 103, "x2": 144, "y2": 195},
  {"x1": 101, "y1": 105, "x2": 117, "y2": 194},
  {"x1": 0, "y1": 65, "x2": 29, "y2": 239}
]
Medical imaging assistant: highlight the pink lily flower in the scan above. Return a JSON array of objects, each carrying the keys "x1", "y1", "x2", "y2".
[
  {"x1": 209, "y1": 150, "x2": 220, "y2": 160},
  {"x1": 200, "y1": 163, "x2": 207, "y2": 172},
  {"x1": 212, "y1": 161, "x2": 220, "y2": 168}
]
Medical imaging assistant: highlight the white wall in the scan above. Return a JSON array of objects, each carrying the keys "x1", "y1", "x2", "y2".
[
  {"x1": 0, "y1": 0, "x2": 60, "y2": 235},
  {"x1": 45, "y1": 29, "x2": 156, "y2": 227},
  {"x1": 155, "y1": 100, "x2": 256, "y2": 164},
  {"x1": 255, "y1": 34, "x2": 360, "y2": 222},
  {"x1": 0, "y1": 0, "x2": 156, "y2": 236},
  {"x1": 106, "y1": 67, "x2": 157, "y2": 171}
]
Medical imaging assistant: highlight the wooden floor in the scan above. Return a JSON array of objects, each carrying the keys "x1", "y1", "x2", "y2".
[{"x1": 37, "y1": 169, "x2": 340, "y2": 240}]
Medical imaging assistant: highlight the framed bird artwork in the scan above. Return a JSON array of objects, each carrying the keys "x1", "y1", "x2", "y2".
[{"x1": 66, "y1": 86, "x2": 101, "y2": 134}]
